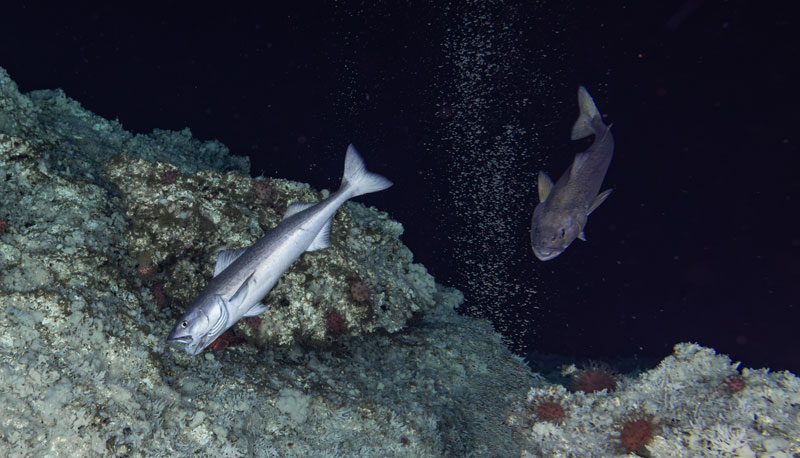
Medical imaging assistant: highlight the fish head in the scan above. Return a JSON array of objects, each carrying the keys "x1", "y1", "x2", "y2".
[
  {"x1": 166, "y1": 295, "x2": 228, "y2": 356},
  {"x1": 531, "y1": 207, "x2": 586, "y2": 261}
]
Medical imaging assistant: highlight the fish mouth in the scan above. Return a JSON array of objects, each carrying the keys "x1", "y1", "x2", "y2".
[
  {"x1": 166, "y1": 337, "x2": 205, "y2": 356},
  {"x1": 533, "y1": 247, "x2": 563, "y2": 261},
  {"x1": 166, "y1": 326, "x2": 191, "y2": 344},
  {"x1": 166, "y1": 332, "x2": 206, "y2": 355},
  {"x1": 166, "y1": 335, "x2": 191, "y2": 345}
]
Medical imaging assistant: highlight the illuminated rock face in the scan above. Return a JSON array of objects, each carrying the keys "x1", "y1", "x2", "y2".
[{"x1": 0, "y1": 67, "x2": 538, "y2": 458}]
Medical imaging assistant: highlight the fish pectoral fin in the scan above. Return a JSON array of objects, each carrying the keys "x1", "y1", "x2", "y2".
[
  {"x1": 537, "y1": 171, "x2": 554, "y2": 202},
  {"x1": 282, "y1": 202, "x2": 315, "y2": 220},
  {"x1": 578, "y1": 231, "x2": 587, "y2": 241},
  {"x1": 225, "y1": 271, "x2": 255, "y2": 305},
  {"x1": 306, "y1": 218, "x2": 332, "y2": 252},
  {"x1": 214, "y1": 247, "x2": 248, "y2": 276},
  {"x1": 587, "y1": 188, "x2": 613, "y2": 215},
  {"x1": 243, "y1": 303, "x2": 269, "y2": 317}
]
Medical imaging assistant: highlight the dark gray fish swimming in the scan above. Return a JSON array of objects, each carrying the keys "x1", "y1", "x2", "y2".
[{"x1": 531, "y1": 86, "x2": 614, "y2": 261}]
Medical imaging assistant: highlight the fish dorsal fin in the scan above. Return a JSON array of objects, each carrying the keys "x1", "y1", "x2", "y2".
[
  {"x1": 282, "y1": 202, "x2": 315, "y2": 221},
  {"x1": 243, "y1": 303, "x2": 269, "y2": 317},
  {"x1": 537, "y1": 171, "x2": 554, "y2": 202},
  {"x1": 306, "y1": 218, "x2": 332, "y2": 252},
  {"x1": 214, "y1": 247, "x2": 248, "y2": 276},
  {"x1": 587, "y1": 188, "x2": 613, "y2": 215}
]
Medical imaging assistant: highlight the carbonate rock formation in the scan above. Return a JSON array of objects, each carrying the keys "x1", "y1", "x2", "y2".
[{"x1": 0, "y1": 67, "x2": 532, "y2": 457}]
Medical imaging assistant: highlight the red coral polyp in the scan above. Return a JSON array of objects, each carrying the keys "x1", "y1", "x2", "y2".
[
  {"x1": 252, "y1": 179, "x2": 273, "y2": 202},
  {"x1": 161, "y1": 170, "x2": 178, "y2": 184},
  {"x1": 534, "y1": 399, "x2": 566, "y2": 424},
  {"x1": 348, "y1": 278, "x2": 371, "y2": 304},
  {"x1": 618, "y1": 415, "x2": 657, "y2": 455},
  {"x1": 325, "y1": 309, "x2": 348, "y2": 336},
  {"x1": 573, "y1": 362, "x2": 618, "y2": 393},
  {"x1": 722, "y1": 374, "x2": 746, "y2": 394}
]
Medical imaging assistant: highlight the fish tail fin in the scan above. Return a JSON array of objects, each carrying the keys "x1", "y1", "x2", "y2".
[
  {"x1": 570, "y1": 85, "x2": 603, "y2": 140},
  {"x1": 340, "y1": 144, "x2": 393, "y2": 197}
]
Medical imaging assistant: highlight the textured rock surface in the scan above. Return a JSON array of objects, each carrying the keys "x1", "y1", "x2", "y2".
[
  {"x1": 5, "y1": 66, "x2": 795, "y2": 458},
  {"x1": 0, "y1": 67, "x2": 534, "y2": 457},
  {"x1": 102, "y1": 151, "x2": 447, "y2": 348},
  {"x1": 509, "y1": 343, "x2": 800, "y2": 457},
  {"x1": 0, "y1": 68, "x2": 249, "y2": 182}
]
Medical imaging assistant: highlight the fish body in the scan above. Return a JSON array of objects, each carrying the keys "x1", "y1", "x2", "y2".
[
  {"x1": 530, "y1": 86, "x2": 614, "y2": 261},
  {"x1": 167, "y1": 144, "x2": 392, "y2": 355}
]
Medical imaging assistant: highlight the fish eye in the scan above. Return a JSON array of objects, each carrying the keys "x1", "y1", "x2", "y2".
[
  {"x1": 560, "y1": 228, "x2": 566, "y2": 238},
  {"x1": 180, "y1": 320, "x2": 189, "y2": 328}
]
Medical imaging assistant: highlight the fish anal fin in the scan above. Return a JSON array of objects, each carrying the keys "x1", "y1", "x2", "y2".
[
  {"x1": 578, "y1": 231, "x2": 587, "y2": 241},
  {"x1": 537, "y1": 171, "x2": 554, "y2": 203},
  {"x1": 587, "y1": 188, "x2": 613, "y2": 215},
  {"x1": 306, "y1": 218, "x2": 332, "y2": 252}
]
